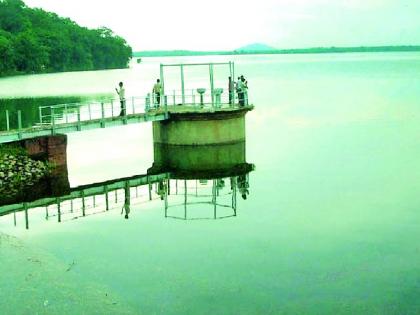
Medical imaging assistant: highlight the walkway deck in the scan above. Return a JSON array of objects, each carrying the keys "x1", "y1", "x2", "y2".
[{"x1": 0, "y1": 101, "x2": 252, "y2": 144}]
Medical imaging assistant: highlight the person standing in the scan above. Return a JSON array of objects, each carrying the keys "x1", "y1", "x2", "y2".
[
  {"x1": 228, "y1": 76, "x2": 234, "y2": 105},
  {"x1": 115, "y1": 82, "x2": 126, "y2": 116},
  {"x1": 153, "y1": 79, "x2": 162, "y2": 107},
  {"x1": 236, "y1": 76, "x2": 244, "y2": 106},
  {"x1": 241, "y1": 75, "x2": 248, "y2": 105}
]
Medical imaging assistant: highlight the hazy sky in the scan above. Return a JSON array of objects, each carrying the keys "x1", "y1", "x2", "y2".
[{"x1": 24, "y1": 0, "x2": 420, "y2": 51}]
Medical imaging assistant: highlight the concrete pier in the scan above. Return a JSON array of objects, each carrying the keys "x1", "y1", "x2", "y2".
[{"x1": 152, "y1": 106, "x2": 253, "y2": 146}]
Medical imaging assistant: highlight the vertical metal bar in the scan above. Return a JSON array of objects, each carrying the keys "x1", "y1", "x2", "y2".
[
  {"x1": 77, "y1": 106, "x2": 81, "y2": 131},
  {"x1": 164, "y1": 180, "x2": 168, "y2": 211},
  {"x1": 93, "y1": 195, "x2": 96, "y2": 207},
  {"x1": 229, "y1": 61, "x2": 233, "y2": 107},
  {"x1": 13, "y1": 211, "x2": 16, "y2": 226},
  {"x1": 132, "y1": 96, "x2": 135, "y2": 114},
  {"x1": 173, "y1": 90, "x2": 176, "y2": 105},
  {"x1": 5, "y1": 110, "x2": 10, "y2": 131},
  {"x1": 101, "y1": 102, "x2": 105, "y2": 127},
  {"x1": 111, "y1": 100, "x2": 114, "y2": 117},
  {"x1": 105, "y1": 185, "x2": 109, "y2": 211},
  {"x1": 64, "y1": 104, "x2": 68, "y2": 123},
  {"x1": 82, "y1": 191, "x2": 86, "y2": 217},
  {"x1": 70, "y1": 200, "x2": 73, "y2": 213},
  {"x1": 57, "y1": 198, "x2": 61, "y2": 223},
  {"x1": 184, "y1": 180, "x2": 187, "y2": 220},
  {"x1": 232, "y1": 62, "x2": 236, "y2": 106},
  {"x1": 39, "y1": 107, "x2": 43, "y2": 124},
  {"x1": 46, "y1": 205, "x2": 49, "y2": 220},
  {"x1": 17, "y1": 110, "x2": 22, "y2": 139},
  {"x1": 88, "y1": 103, "x2": 92, "y2": 120},
  {"x1": 160, "y1": 64, "x2": 165, "y2": 104},
  {"x1": 180, "y1": 64, "x2": 185, "y2": 105},
  {"x1": 148, "y1": 181, "x2": 152, "y2": 201},
  {"x1": 115, "y1": 190, "x2": 118, "y2": 203},
  {"x1": 24, "y1": 203, "x2": 29, "y2": 230},
  {"x1": 210, "y1": 64, "x2": 215, "y2": 107},
  {"x1": 51, "y1": 108, "x2": 55, "y2": 135},
  {"x1": 176, "y1": 180, "x2": 178, "y2": 195},
  {"x1": 213, "y1": 180, "x2": 217, "y2": 219}
]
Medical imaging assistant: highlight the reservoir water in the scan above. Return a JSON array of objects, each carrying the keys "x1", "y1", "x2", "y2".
[{"x1": 1, "y1": 53, "x2": 420, "y2": 314}]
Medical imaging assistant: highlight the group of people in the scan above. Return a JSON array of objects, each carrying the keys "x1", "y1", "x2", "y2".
[
  {"x1": 116, "y1": 74, "x2": 248, "y2": 113},
  {"x1": 115, "y1": 79, "x2": 162, "y2": 116},
  {"x1": 228, "y1": 75, "x2": 249, "y2": 106}
]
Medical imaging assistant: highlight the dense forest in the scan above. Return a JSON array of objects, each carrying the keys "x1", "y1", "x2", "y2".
[{"x1": 0, "y1": 0, "x2": 132, "y2": 76}]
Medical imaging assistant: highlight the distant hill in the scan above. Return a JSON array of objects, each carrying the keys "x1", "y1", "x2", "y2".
[
  {"x1": 236, "y1": 43, "x2": 277, "y2": 52},
  {"x1": 133, "y1": 45, "x2": 420, "y2": 58}
]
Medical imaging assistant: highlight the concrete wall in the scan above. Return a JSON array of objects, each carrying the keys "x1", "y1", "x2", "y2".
[
  {"x1": 22, "y1": 134, "x2": 67, "y2": 167},
  {"x1": 148, "y1": 142, "x2": 253, "y2": 180},
  {"x1": 153, "y1": 109, "x2": 248, "y2": 146}
]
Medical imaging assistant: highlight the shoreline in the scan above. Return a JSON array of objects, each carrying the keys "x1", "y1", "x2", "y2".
[{"x1": 0, "y1": 232, "x2": 135, "y2": 314}]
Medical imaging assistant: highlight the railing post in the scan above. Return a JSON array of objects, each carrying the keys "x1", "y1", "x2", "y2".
[
  {"x1": 209, "y1": 64, "x2": 215, "y2": 108},
  {"x1": 132, "y1": 96, "x2": 135, "y2": 114},
  {"x1": 82, "y1": 191, "x2": 86, "y2": 217},
  {"x1": 51, "y1": 107, "x2": 55, "y2": 135},
  {"x1": 232, "y1": 61, "x2": 236, "y2": 106},
  {"x1": 17, "y1": 110, "x2": 22, "y2": 139},
  {"x1": 77, "y1": 106, "x2": 81, "y2": 131},
  {"x1": 39, "y1": 107, "x2": 43, "y2": 124},
  {"x1": 64, "y1": 104, "x2": 68, "y2": 123},
  {"x1": 173, "y1": 90, "x2": 176, "y2": 105},
  {"x1": 111, "y1": 100, "x2": 114, "y2": 117},
  {"x1": 57, "y1": 198, "x2": 61, "y2": 223},
  {"x1": 100, "y1": 102, "x2": 105, "y2": 128},
  {"x1": 88, "y1": 103, "x2": 92, "y2": 120},
  {"x1": 180, "y1": 64, "x2": 185, "y2": 105},
  {"x1": 5, "y1": 110, "x2": 10, "y2": 131},
  {"x1": 105, "y1": 185, "x2": 109, "y2": 211}
]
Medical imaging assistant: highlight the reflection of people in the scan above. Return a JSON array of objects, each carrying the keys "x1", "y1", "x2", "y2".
[
  {"x1": 153, "y1": 79, "x2": 162, "y2": 107},
  {"x1": 237, "y1": 174, "x2": 249, "y2": 200},
  {"x1": 115, "y1": 82, "x2": 126, "y2": 116},
  {"x1": 157, "y1": 180, "x2": 166, "y2": 200},
  {"x1": 121, "y1": 182, "x2": 130, "y2": 219}
]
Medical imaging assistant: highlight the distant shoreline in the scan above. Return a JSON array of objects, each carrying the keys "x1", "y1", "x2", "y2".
[{"x1": 133, "y1": 46, "x2": 420, "y2": 58}]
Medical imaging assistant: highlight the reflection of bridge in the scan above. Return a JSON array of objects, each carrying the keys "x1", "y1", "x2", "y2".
[
  {"x1": 0, "y1": 165, "x2": 253, "y2": 229},
  {"x1": 0, "y1": 62, "x2": 251, "y2": 143}
]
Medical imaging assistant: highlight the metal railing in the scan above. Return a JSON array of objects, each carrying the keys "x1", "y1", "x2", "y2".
[{"x1": 1, "y1": 89, "x2": 250, "y2": 133}]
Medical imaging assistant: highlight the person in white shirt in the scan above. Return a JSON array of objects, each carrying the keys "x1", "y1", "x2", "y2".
[
  {"x1": 115, "y1": 82, "x2": 126, "y2": 116},
  {"x1": 236, "y1": 77, "x2": 244, "y2": 106},
  {"x1": 153, "y1": 79, "x2": 162, "y2": 107}
]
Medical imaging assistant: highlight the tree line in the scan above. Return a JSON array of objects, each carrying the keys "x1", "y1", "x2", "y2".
[{"x1": 0, "y1": 0, "x2": 132, "y2": 76}]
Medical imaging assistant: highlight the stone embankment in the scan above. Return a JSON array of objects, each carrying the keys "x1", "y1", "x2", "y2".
[{"x1": 0, "y1": 152, "x2": 50, "y2": 199}]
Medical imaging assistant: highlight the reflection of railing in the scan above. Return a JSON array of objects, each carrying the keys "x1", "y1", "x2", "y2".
[
  {"x1": 0, "y1": 173, "x2": 169, "y2": 229},
  {"x1": 0, "y1": 171, "x2": 253, "y2": 229}
]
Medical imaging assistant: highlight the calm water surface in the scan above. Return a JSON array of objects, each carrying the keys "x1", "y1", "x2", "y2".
[{"x1": 1, "y1": 53, "x2": 420, "y2": 314}]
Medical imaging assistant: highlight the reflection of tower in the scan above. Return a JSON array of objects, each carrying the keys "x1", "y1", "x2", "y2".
[
  {"x1": 162, "y1": 178, "x2": 238, "y2": 220},
  {"x1": 148, "y1": 141, "x2": 254, "y2": 220}
]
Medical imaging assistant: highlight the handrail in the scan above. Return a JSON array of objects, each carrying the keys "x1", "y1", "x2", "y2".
[{"x1": 1, "y1": 88, "x2": 250, "y2": 132}]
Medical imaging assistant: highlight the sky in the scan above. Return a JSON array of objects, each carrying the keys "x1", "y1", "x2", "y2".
[{"x1": 23, "y1": 0, "x2": 420, "y2": 51}]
